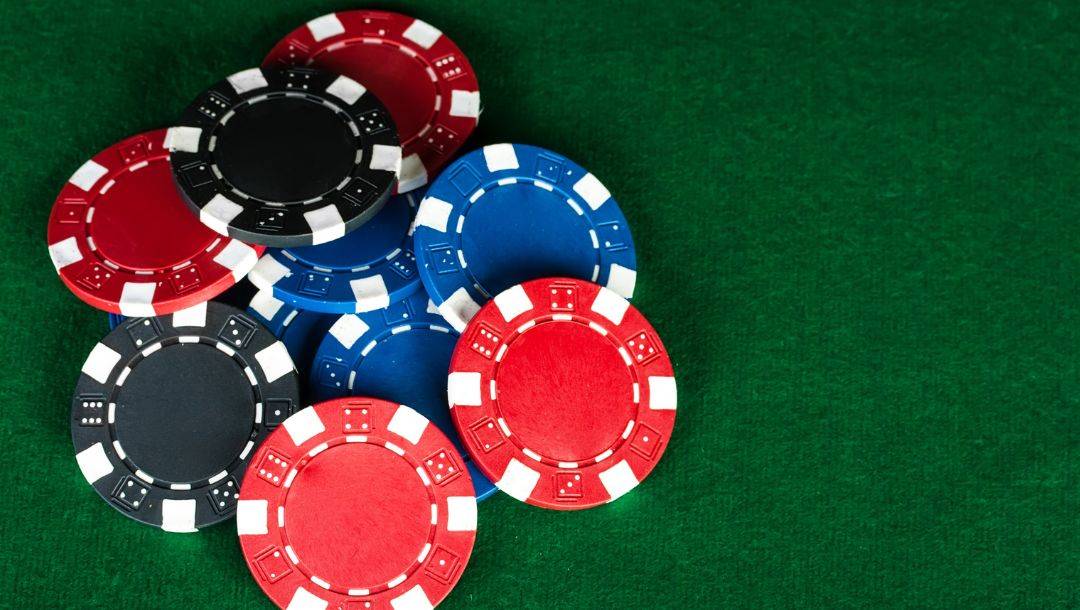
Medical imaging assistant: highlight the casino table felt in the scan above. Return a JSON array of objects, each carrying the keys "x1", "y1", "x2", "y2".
[{"x1": 2, "y1": 1, "x2": 1078, "y2": 608}]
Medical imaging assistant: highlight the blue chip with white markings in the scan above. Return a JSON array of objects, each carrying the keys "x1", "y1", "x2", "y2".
[
  {"x1": 247, "y1": 189, "x2": 424, "y2": 314},
  {"x1": 412, "y1": 143, "x2": 637, "y2": 332},
  {"x1": 310, "y1": 287, "x2": 497, "y2": 500}
]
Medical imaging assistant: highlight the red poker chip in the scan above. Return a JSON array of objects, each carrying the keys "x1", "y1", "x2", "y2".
[
  {"x1": 237, "y1": 397, "x2": 477, "y2": 610},
  {"x1": 46, "y1": 129, "x2": 263, "y2": 316},
  {"x1": 449, "y1": 278, "x2": 678, "y2": 510},
  {"x1": 264, "y1": 10, "x2": 481, "y2": 194}
]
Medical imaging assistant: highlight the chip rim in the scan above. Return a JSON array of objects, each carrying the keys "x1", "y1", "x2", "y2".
[
  {"x1": 447, "y1": 277, "x2": 675, "y2": 510},
  {"x1": 237, "y1": 397, "x2": 477, "y2": 608}
]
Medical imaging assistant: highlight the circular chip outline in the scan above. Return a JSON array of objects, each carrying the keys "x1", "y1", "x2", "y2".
[
  {"x1": 169, "y1": 67, "x2": 401, "y2": 248},
  {"x1": 264, "y1": 9, "x2": 480, "y2": 194},
  {"x1": 47, "y1": 129, "x2": 263, "y2": 316},
  {"x1": 72, "y1": 301, "x2": 301, "y2": 531},
  {"x1": 237, "y1": 397, "x2": 477, "y2": 609},
  {"x1": 413, "y1": 143, "x2": 638, "y2": 333},
  {"x1": 310, "y1": 288, "x2": 497, "y2": 500},
  {"x1": 448, "y1": 277, "x2": 676, "y2": 510},
  {"x1": 247, "y1": 189, "x2": 423, "y2": 314}
]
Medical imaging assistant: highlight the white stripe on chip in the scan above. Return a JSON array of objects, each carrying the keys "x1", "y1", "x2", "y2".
[
  {"x1": 48, "y1": 236, "x2": 83, "y2": 271},
  {"x1": 350, "y1": 275, "x2": 391, "y2": 312},
  {"x1": 236, "y1": 499, "x2": 269, "y2": 535},
  {"x1": 402, "y1": 19, "x2": 442, "y2": 49},
  {"x1": 415, "y1": 197, "x2": 453, "y2": 232},
  {"x1": 306, "y1": 13, "x2": 345, "y2": 41},
  {"x1": 119, "y1": 282, "x2": 156, "y2": 317},
  {"x1": 387, "y1": 405, "x2": 429, "y2": 445},
  {"x1": 483, "y1": 143, "x2": 519, "y2": 171},
  {"x1": 438, "y1": 288, "x2": 480, "y2": 332},
  {"x1": 493, "y1": 284, "x2": 534, "y2": 322},
  {"x1": 304, "y1": 205, "x2": 346, "y2": 246},
  {"x1": 82, "y1": 343, "x2": 121, "y2": 384},
  {"x1": 648, "y1": 376, "x2": 678, "y2": 410},
  {"x1": 161, "y1": 499, "x2": 197, "y2": 533},
  {"x1": 283, "y1": 406, "x2": 325, "y2": 447},
  {"x1": 75, "y1": 443, "x2": 113, "y2": 484},
  {"x1": 447, "y1": 372, "x2": 482, "y2": 407},
  {"x1": 590, "y1": 286, "x2": 630, "y2": 325},
  {"x1": 497, "y1": 458, "x2": 541, "y2": 502},
  {"x1": 328, "y1": 314, "x2": 369, "y2": 350},
  {"x1": 598, "y1": 459, "x2": 639, "y2": 502},
  {"x1": 255, "y1": 342, "x2": 295, "y2": 383},
  {"x1": 200, "y1": 195, "x2": 244, "y2": 236},
  {"x1": 214, "y1": 240, "x2": 259, "y2": 281}
]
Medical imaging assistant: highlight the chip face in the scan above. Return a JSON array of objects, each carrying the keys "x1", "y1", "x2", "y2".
[
  {"x1": 264, "y1": 9, "x2": 480, "y2": 194},
  {"x1": 448, "y1": 278, "x2": 676, "y2": 510},
  {"x1": 310, "y1": 288, "x2": 497, "y2": 500},
  {"x1": 413, "y1": 144, "x2": 638, "y2": 333},
  {"x1": 169, "y1": 67, "x2": 401, "y2": 248},
  {"x1": 237, "y1": 397, "x2": 477, "y2": 609},
  {"x1": 247, "y1": 189, "x2": 423, "y2": 315},
  {"x1": 47, "y1": 129, "x2": 264, "y2": 316},
  {"x1": 71, "y1": 301, "x2": 301, "y2": 531}
]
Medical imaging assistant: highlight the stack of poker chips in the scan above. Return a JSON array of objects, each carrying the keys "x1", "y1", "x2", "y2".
[{"x1": 46, "y1": 10, "x2": 678, "y2": 610}]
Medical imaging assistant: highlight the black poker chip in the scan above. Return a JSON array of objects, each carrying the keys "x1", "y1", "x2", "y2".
[
  {"x1": 71, "y1": 301, "x2": 301, "y2": 531},
  {"x1": 168, "y1": 66, "x2": 401, "y2": 248}
]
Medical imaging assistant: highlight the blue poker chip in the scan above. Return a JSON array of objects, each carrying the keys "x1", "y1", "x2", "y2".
[
  {"x1": 412, "y1": 143, "x2": 638, "y2": 331},
  {"x1": 310, "y1": 288, "x2": 497, "y2": 501},
  {"x1": 247, "y1": 189, "x2": 424, "y2": 314},
  {"x1": 246, "y1": 290, "x2": 335, "y2": 376}
]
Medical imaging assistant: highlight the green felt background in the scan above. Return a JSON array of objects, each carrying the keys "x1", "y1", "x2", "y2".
[{"x1": 1, "y1": 1, "x2": 1077, "y2": 607}]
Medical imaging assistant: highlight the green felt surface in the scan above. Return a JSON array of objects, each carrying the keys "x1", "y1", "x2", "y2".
[{"x1": 1, "y1": 1, "x2": 1077, "y2": 607}]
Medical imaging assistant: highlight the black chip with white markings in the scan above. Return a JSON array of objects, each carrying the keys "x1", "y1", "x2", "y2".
[
  {"x1": 71, "y1": 301, "x2": 300, "y2": 532},
  {"x1": 168, "y1": 66, "x2": 401, "y2": 248}
]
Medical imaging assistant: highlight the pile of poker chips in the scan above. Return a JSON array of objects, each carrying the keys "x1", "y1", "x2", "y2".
[{"x1": 46, "y1": 9, "x2": 678, "y2": 609}]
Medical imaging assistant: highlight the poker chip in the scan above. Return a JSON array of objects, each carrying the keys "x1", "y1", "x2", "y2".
[
  {"x1": 71, "y1": 301, "x2": 301, "y2": 531},
  {"x1": 413, "y1": 144, "x2": 638, "y2": 332},
  {"x1": 246, "y1": 290, "x2": 335, "y2": 376},
  {"x1": 311, "y1": 289, "x2": 497, "y2": 500},
  {"x1": 47, "y1": 129, "x2": 263, "y2": 316},
  {"x1": 237, "y1": 397, "x2": 477, "y2": 609},
  {"x1": 247, "y1": 189, "x2": 423, "y2": 314},
  {"x1": 448, "y1": 278, "x2": 676, "y2": 509},
  {"x1": 168, "y1": 67, "x2": 402, "y2": 248},
  {"x1": 264, "y1": 10, "x2": 480, "y2": 194}
]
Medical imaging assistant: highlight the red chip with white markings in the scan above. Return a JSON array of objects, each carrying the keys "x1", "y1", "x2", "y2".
[
  {"x1": 237, "y1": 397, "x2": 477, "y2": 610},
  {"x1": 46, "y1": 129, "x2": 263, "y2": 316},
  {"x1": 449, "y1": 277, "x2": 678, "y2": 510},
  {"x1": 264, "y1": 10, "x2": 481, "y2": 194}
]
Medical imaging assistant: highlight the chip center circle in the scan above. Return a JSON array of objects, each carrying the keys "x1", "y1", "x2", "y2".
[
  {"x1": 113, "y1": 343, "x2": 255, "y2": 483},
  {"x1": 494, "y1": 320, "x2": 635, "y2": 462},
  {"x1": 461, "y1": 184, "x2": 597, "y2": 298},
  {"x1": 284, "y1": 441, "x2": 433, "y2": 590},
  {"x1": 89, "y1": 157, "x2": 217, "y2": 271},
  {"x1": 311, "y1": 43, "x2": 437, "y2": 147},
  {"x1": 214, "y1": 96, "x2": 356, "y2": 203}
]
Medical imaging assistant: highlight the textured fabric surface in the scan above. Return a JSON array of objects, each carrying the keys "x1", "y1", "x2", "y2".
[{"x1": 1, "y1": 1, "x2": 1077, "y2": 607}]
